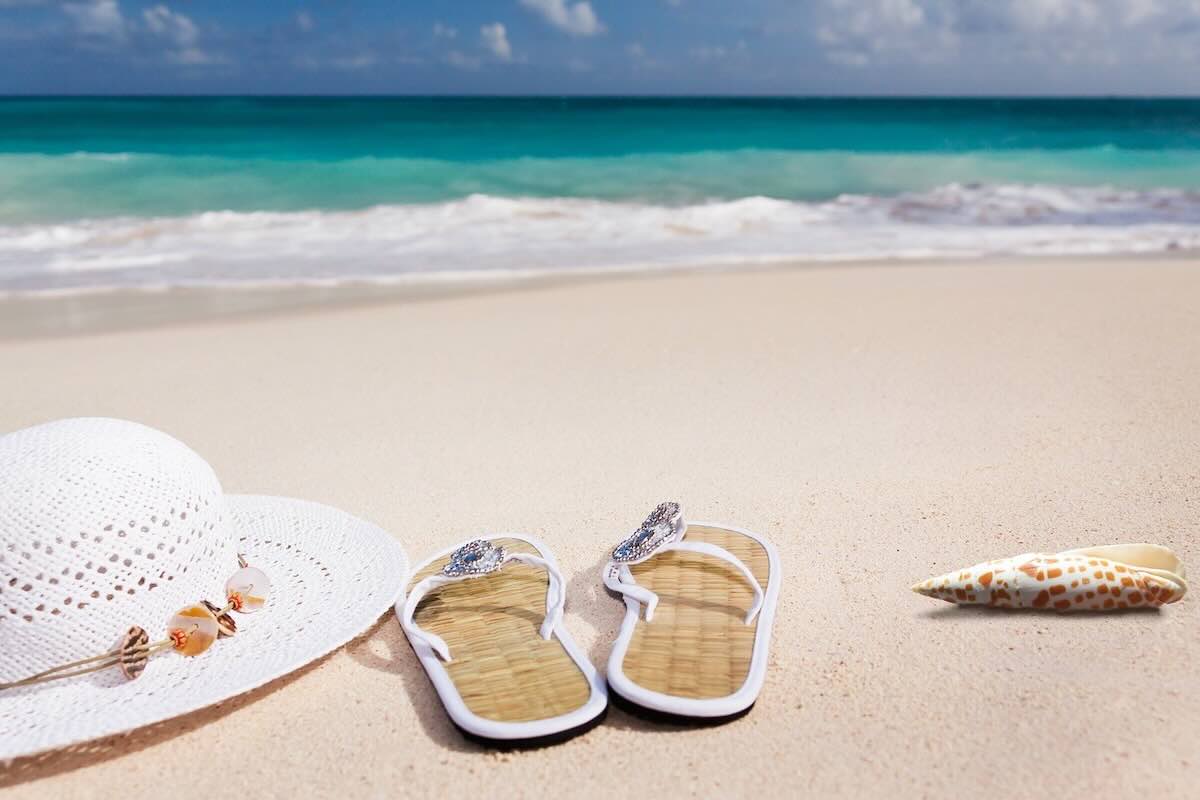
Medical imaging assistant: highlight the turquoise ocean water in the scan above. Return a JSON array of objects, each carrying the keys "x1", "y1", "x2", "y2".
[{"x1": 1, "y1": 97, "x2": 1198, "y2": 293}]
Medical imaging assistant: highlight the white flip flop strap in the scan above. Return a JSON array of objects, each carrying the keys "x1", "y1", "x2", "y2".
[
  {"x1": 604, "y1": 540, "x2": 764, "y2": 625},
  {"x1": 400, "y1": 552, "x2": 565, "y2": 662},
  {"x1": 604, "y1": 562, "x2": 661, "y2": 619}
]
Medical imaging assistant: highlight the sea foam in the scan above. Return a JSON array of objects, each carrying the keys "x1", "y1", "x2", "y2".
[{"x1": 1, "y1": 184, "x2": 1197, "y2": 295}]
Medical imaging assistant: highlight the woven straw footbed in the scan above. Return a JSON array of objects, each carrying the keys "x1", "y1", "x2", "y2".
[
  {"x1": 622, "y1": 525, "x2": 771, "y2": 699},
  {"x1": 407, "y1": 538, "x2": 591, "y2": 723}
]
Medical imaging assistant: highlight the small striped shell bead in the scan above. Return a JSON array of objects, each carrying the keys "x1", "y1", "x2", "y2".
[
  {"x1": 225, "y1": 566, "x2": 271, "y2": 613},
  {"x1": 117, "y1": 625, "x2": 151, "y2": 680},
  {"x1": 168, "y1": 604, "x2": 220, "y2": 656}
]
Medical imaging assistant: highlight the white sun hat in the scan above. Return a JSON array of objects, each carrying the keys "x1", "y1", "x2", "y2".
[{"x1": 0, "y1": 417, "x2": 409, "y2": 761}]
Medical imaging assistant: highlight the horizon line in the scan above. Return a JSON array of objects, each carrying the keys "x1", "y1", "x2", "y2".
[{"x1": 3, "y1": 92, "x2": 1200, "y2": 101}]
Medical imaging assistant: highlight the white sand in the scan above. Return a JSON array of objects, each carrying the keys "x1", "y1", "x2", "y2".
[{"x1": 1, "y1": 256, "x2": 1197, "y2": 798}]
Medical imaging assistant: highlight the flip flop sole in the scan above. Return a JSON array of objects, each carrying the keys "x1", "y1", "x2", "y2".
[
  {"x1": 607, "y1": 681, "x2": 754, "y2": 727},
  {"x1": 401, "y1": 535, "x2": 608, "y2": 747},
  {"x1": 453, "y1": 704, "x2": 608, "y2": 749},
  {"x1": 606, "y1": 522, "x2": 780, "y2": 721}
]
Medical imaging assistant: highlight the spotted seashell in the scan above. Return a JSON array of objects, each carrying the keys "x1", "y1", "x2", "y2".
[
  {"x1": 118, "y1": 625, "x2": 151, "y2": 680},
  {"x1": 913, "y1": 544, "x2": 1187, "y2": 612},
  {"x1": 201, "y1": 600, "x2": 238, "y2": 637}
]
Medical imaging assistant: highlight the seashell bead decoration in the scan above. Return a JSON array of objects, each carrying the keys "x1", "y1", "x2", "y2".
[
  {"x1": 1, "y1": 555, "x2": 272, "y2": 690},
  {"x1": 117, "y1": 626, "x2": 151, "y2": 680},
  {"x1": 226, "y1": 566, "x2": 271, "y2": 613},
  {"x1": 913, "y1": 543, "x2": 1187, "y2": 612},
  {"x1": 168, "y1": 604, "x2": 220, "y2": 656},
  {"x1": 201, "y1": 600, "x2": 238, "y2": 638}
]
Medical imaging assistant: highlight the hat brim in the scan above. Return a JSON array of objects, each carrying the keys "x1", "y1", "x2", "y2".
[{"x1": 0, "y1": 495, "x2": 408, "y2": 761}]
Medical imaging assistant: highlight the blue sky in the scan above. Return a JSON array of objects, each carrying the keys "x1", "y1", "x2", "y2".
[{"x1": 2, "y1": 0, "x2": 1199, "y2": 95}]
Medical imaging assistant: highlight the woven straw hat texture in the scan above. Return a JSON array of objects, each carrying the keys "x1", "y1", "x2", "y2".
[{"x1": 0, "y1": 418, "x2": 408, "y2": 760}]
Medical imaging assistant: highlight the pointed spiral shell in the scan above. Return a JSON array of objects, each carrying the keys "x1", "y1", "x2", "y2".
[{"x1": 914, "y1": 548, "x2": 1186, "y2": 612}]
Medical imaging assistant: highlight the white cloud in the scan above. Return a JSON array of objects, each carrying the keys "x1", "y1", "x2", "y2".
[
  {"x1": 1008, "y1": 0, "x2": 1099, "y2": 30},
  {"x1": 433, "y1": 22, "x2": 458, "y2": 39},
  {"x1": 519, "y1": 0, "x2": 604, "y2": 37},
  {"x1": 815, "y1": 0, "x2": 952, "y2": 66},
  {"x1": 142, "y1": 5, "x2": 196, "y2": 46},
  {"x1": 58, "y1": 1, "x2": 230, "y2": 66},
  {"x1": 445, "y1": 50, "x2": 481, "y2": 70},
  {"x1": 296, "y1": 52, "x2": 419, "y2": 71},
  {"x1": 141, "y1": 5, "x2": 227, "y2": 67},
  {"x1": 480, "y1": 22, "x2": 512, "y2": 61},
  {"x1": 296, "y1": 11, "x2": 314, "y2": 32},
  {"x1": 63, "y1": 0, "x2": 125, "y2": 40},
  {"x1": 825, "y1": 0, "x2": 926, "y2": 40},
  {"x1": 61, "y1": 0, "x2": 227, "y2": 66},
  {"x1": 626, "y1": 41, "x2": 660, "y2": 68},
  {"x1": 809, "y1": 0, "x2": 1200, "y2": 73},
  {"x1": 882, "y1": 0, "x2": 926, "y2": 28},
  {"x1": 1123, "y1": 0, "x2": 1161, "y2": 23}
]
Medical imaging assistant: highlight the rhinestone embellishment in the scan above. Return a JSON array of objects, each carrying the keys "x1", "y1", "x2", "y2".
[
  {"x1": 443, "y1": 539, "x2": 507, "y2": 577},
  {"x1": 612, "y1": 502, "x2": 684, "y2": 562}
]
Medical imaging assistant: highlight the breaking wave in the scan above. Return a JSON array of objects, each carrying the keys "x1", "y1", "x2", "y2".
[{"x1": 2, "y1": 183, "x2": 1198, "y2": 295}]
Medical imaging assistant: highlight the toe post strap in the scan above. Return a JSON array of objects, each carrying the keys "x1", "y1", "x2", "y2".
[
  {"x1": 604, "y1": 503, "x2": 764, "y2": 625},
  {"x1": 401, "y1": 539, "x2": 565, "y2": 662}
]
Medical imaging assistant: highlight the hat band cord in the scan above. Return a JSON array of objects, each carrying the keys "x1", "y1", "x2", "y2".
[{"x1": 0, "y1": 555, "x2": 269, "y2": 690}]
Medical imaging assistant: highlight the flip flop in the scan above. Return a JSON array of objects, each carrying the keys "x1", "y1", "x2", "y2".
[
  {"x1": 398, "y1": 535, "x2": 607, "y2": 748},
  {"x1": 602, "y1": 502, "x2": 781, "y2": 724}
]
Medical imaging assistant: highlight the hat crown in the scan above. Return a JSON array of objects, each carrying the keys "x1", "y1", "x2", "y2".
[{"x1": 0, "y1": 418, "x2": 237, "y2": 682}]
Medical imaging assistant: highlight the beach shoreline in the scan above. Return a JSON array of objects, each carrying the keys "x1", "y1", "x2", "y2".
[
  {"x1": 1, "y1": 253, "x2": 1197, "y2": 798},
  {"x1": 5, "y1": 98, "x2": 1200, "y2": 301},
  {"x1": 2, "y1": 250, "x2": 1198, "y2": 340}
]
